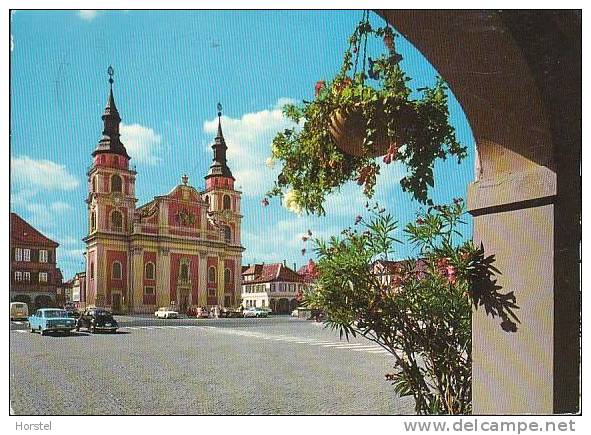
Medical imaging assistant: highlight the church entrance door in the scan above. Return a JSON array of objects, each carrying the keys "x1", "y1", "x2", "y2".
[{"x1": 178, "y1": 288, "x2": 191, "y2": 313}]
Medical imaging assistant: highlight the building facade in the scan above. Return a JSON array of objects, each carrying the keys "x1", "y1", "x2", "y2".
[
  {"x1": 68, "y1": 271, "x2": 87, "y2": 309},
  {"x1": 10, "y1": 213, "x2": 63, "y2": 309},
  {"x1": 241, "y1": 262, "x2": 304, "y2": 314},
  {"x1": 84, "y1": 70, "x2": 244, "y2": 314}
]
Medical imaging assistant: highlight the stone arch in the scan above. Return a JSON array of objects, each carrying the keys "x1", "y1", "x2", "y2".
[
  {"x1": 34, "y1": 295, "x2": 53, "y2": 309},
  {"x1": 378, "y1": 10, "x2": 580, "y2": 414},
  {"x1": 223, "y1": 194, "x2": 231, "y2": 210}
]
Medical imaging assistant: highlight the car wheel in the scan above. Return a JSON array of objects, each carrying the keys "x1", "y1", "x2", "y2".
[
  {"x1": 40, "y1": 328, "x2": 46, "y2": 336},
  {"x1": 91, "y1": 325, "x2": 97, "y2": 334},
  {"x1": 30, "y1": 325, "x2": 35, "y2": 333}
]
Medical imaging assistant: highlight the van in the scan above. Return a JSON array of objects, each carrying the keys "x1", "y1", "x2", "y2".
[{"x1": 10, "y1": 302, "x2": 29, "y2": 321}]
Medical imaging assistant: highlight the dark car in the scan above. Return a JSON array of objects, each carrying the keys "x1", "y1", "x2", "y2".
[
  {"x1": 65, "y1": 308, "x2": 81, "y2": 320},
  {"x1": 76, "y1": 308, "x2": 118, "y2": 333},
  {"x1": 220, "y1": 307, "x2": 243, "y2": 318}
]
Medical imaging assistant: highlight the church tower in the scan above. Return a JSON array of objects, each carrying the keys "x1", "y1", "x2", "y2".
[
  {"x1": 84, "y1": 66, "x2": 136, "y2": 313},
  {"x1": 203, "y1": 104, "x2": 243, "y2": 307}
]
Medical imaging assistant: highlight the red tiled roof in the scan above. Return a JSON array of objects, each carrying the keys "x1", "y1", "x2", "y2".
[
  {"x1": 10, "y1": 213, "x2": 58, "y2": 248},
  {"x1": 242, "y1": 263, "x2": 303, "y2": 284}
]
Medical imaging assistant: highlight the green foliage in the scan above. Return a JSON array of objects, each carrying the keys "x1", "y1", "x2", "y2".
[
  {"x1": 266, "y1": 12, "x2": 467, "y2": 215},
  {"x1": 304, "y1": 199, "x2": 518, "y2": 415}
]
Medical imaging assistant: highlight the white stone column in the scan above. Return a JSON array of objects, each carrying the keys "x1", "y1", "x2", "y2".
[
  {"x1": 156, "y1": 248, "x2": 170, "y2": 308},
  {"x1": 198, "y1": 252, "x2": 207, "y2": 306}
]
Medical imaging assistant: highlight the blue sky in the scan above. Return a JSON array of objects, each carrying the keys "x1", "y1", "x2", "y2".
[{"x1": 10, "y1": 10, "x2": 475, "y2": 279}]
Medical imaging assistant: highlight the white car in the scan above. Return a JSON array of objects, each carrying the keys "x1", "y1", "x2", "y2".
[
  {"x1": 243, "y1": 307, "x2": 268, "y2": 318},
  {"x1": 154, "y1": 307, "x2": 179, "y2": 319}
]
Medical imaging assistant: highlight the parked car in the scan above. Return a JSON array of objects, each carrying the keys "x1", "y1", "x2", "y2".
[
  {"x1": 187, "y1": 306, "x2": 209, "y2": 318},
  {"x1": 219, "y1": 307, "x2": 243, "y2": 318},
  {"x1": 243, "y1": 307, "x2": 268, "y2": 318},
  {"x1": 155, "y1": 307, "x2": 179, "y2": 319},
  {"x1": 10, "y1": 302, "x2": 29, "y2": 321},
  {"x1": 65, "y1": 308, "x2": 81, "y2": 320},
  {"x1": 28, "y1": 308, "x2": 77, "y2": 335},
  {"x1": 76, "y1": 308, "x2": 118, "y2": 333}
]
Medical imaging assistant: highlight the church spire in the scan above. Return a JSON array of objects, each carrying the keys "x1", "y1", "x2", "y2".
[
  {"x1": 205, "y1": 103, "x2": 234, "y2": 180},
  {"x1": 92, "y1": 66, "x2": 130, "y2": 159}
]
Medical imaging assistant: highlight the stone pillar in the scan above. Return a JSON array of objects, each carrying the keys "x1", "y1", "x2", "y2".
[
  {"x1": 217, "y1": 254, "x2": 224, "y2": 306},
  {"x1": 468, "y1": 157, "x2": 556, "y2": 414},
  {"x1": 156, "y1": 248, "x2": 170, "y2": 308},
  {"x1": 198, "y1": 252, "x2": 207, "y2": 306},
  {"x1": 234, "y1": 256, "x2": 242, "y2": 306},
  {"x1": 95, "y1": 244, "x2": 106, "y2": 307},
  {"x1": 130, "y1": 247, "x2": 143, "y2": 314}
]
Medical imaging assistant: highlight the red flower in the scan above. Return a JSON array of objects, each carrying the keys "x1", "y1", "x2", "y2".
[
  {"x1": 315, "y1": 80, "x2": 326, "y2": 97},
  {"x1": 383, "y1": 33, "x2": 394, "y2": 50}
]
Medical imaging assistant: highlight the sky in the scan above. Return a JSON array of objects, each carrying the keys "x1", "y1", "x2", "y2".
[{"x1": 10, "y1": 10, "x2": 475, "y2": 279}]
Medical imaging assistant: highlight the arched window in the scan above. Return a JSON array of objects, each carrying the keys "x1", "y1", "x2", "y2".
[
  {"x1": 180, "y1": 263, "x2": 189, "y2": 281},
  {"x1": 112, "y1": 261, "x2": 122, "y2": 280},
  {"x1": 223, "y1": 194, "x2": 231, "y2": 210},
  {"x1": 208, "y1": 266, "x2": 216, "y2": 283},
  {"x1": 111, "y1": 210, "x2": 123, "y2": 230},
  {"x1": 92, "y1": 176, "x2": 97, "y2": 192},
  {"x1": 224, "y1": 268, "x2": 232, "y2": 284},
  {"x1": 90, "y1": 211, "x2": 96, "y2": 232},
  {"x1": 111, "y1": 174, "x2": 122, "y2": 193},
  {"x1": 204, "y1": 195, "x2": 209, "y2": 205},
  {"x1": 223, "y1": 226, "x2": 231, "y2": 243},
  {"x1": 145, "y1": 262, "x2": 155, "y2": 280},
  {"x1": 90, "y1": 262, "x2": 94, "y2": 279}
]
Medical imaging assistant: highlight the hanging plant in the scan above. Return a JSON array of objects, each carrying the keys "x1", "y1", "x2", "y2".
[{"x1": 266, "y1": 11, "x2": 467, "y2": 215}]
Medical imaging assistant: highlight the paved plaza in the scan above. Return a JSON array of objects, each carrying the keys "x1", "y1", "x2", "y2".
[{"x1": 10, "y1": 316, "x2": 414, "y2": 415}]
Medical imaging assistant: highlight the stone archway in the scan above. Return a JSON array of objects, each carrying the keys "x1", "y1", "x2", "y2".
[
  {"x1": 377, "y1": 10, "x2": 580, "y2": 414},
  {"x1": 34, "y1": 295, "x2": 53, "y2": 309}
]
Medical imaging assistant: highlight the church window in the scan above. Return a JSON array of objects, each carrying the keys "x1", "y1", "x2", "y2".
[
  {"x1": 223, "y1": 194, "x2": 231, "y2": 210},
  {"x1": 223, "y1": 226, "x2": 231, "y2": 243},
  {"x1": 112, "y1": 261, "x2": 122, "y2": 280},
  {"x1": 145, "y1": 262, "x2": 155, "y2": 280},
  {"x1": 90, "y1": 211, "x2": 96, "y2": 232},
  {"x1": 92, "y1": 176, "x2": 97, "y2": 192},
  {"x1": 111, "y1": 210, "x2": 123, "y2": 231},
  {"x1": 224, "y1": 268, "x2": 232, "y2": 284},
  {"x1": 208, "y1": 266, "x2": 216, "y2": 283},
  {"x1": 180, "y1": 263, "x2": 189, "y2": 281},
  {"x1": 90, "y1": 262, "x2": 94, "y2": 279},
  {"x1": 111, "y1": 174, "x2": 122, "y2": 193}
]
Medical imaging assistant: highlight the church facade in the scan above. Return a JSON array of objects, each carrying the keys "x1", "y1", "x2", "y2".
[{"x1": 83, "y1": 70, "x2": 244, "y2": 314}]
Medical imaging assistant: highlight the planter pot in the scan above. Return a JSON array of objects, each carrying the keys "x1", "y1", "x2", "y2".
[{"x1": 328, "y1": 106, "x2": 391, "y2": 157}]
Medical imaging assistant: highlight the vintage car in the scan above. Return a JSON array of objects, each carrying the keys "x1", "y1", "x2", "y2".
[
  {"x1": 10, "y1": 302, "x2": 29, "y2": 321},
  {"x1": 219, "y1": 307, "x2": 243, "y2": 318},
  {"x1": 76, "y1": 308, "x2": 118, "y2": 333},
  {"x1": 186, "y1": 306, "x2": 209, "y2": 318},
  {"x1": 243, "y1": 307, "x2": 268, "y2": 318},
  {"x1": 28, "y1": 308, "x2": 77, "y2": 335},
  {"x1": 155, "y1": 306, "x2": 179, "y2": 319}
]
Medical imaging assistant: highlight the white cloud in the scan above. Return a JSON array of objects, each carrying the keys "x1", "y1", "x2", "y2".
[
  {"x1": 77, "y1": 10, "x2": 99, "y2": 21},
  {"x1": 120, "y1": 123, "x2": 163, "y2": 165},
  {"x1": 203, "y1": 99, "x2": 297, "y2": 198},
  {"x1": 11, "y1": 155, "x2": 79, "y2": 191}
]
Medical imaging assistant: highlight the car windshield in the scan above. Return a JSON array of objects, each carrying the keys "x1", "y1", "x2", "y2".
[
  {"x1": 44, "y1": 310, "x2": 68, "y2": 318},
  {"x1": 95, "y1": 311, "x2": 112, "y2": 318}
]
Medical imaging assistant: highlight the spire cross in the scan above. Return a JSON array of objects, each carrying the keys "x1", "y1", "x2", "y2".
[{"x1": 107, "y1": 65, "x2": 114, "y2": 87}]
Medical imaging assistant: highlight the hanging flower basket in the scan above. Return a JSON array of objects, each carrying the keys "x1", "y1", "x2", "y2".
[
  {"x1": 328, "y1": 104, "x2": 391, "y2": 157},
  {"x1": 265, "y1": 11, "x2": 468, "y2": 215}
]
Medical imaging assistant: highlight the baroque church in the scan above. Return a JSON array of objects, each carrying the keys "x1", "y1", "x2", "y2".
[{"x1": 83, "y1": 68, "x2": 244, "y2": 314}]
